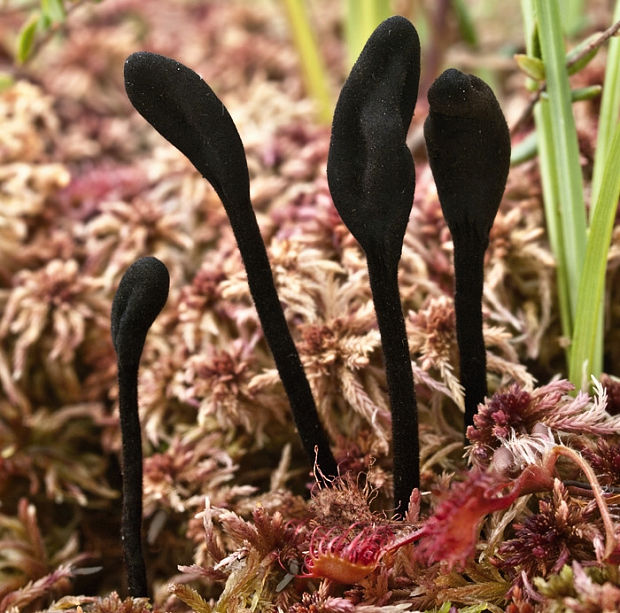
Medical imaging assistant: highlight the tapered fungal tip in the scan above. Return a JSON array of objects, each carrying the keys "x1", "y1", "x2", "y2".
[
  {"x1": 359, "y1": 16, "x2": 421, "y2": 95},
  {"x1": 426, "y1": 68, "x2": 496, "y2": 119},
  {"x1": 111, "y1": 256, "x2": 170, "y2": 364},
  {"x1": 351, "y1": 15, "x2": 421, "y2": 135},
  {"x1": 123, "y1": 52, "x2": 179, "y2": 114},
  {"x1": 124, "y1": 51, "x2": 186, "y2": 98},
  {"x1": 124, "y1": 51, "x2": 151, "y2": 78},
  {"x1": 424, "y1": 68, "x2": 510, "y2": 241},
  {"x1": 124, "y1": 51, "x2": 249, "y2": 209},
  {"x1": 328, "y1": 16, "x2": 420, "y2": 266}
]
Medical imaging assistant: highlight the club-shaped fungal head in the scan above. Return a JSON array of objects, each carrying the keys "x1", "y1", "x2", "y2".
[
  {"x1": 328, "y1": 16, "x2": 420, "y2": 269},
  {"x1": 111, "y1": 256, "x2": 170, "y2": 369},
  {"x1": 124, "y1": 52, "x2": 250, "y2": 219},
  {"x1": 424, "y1": 68, "x2": 511, "y2": 245}
]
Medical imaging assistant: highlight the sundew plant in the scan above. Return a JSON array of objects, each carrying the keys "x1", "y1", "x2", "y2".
[{"x1": 0, "y1": 1, "x2": 619, "y2": 612}]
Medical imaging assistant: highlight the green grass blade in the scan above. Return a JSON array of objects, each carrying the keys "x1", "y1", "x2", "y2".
[
  {"x1": 347, "y1": 0, "x2": 391, "y2": 69},
  {"x1": 450, "y1": 0, "x2": 478, "y2": 46},
  {"x1": 281, "y1": 0, "x2": 333, "y2": 123},
  {"x1": 560, "y1": 0, "x2": 585, "y2": 36},
  {"x1": 569, "y1": 123, "x2": 620, "y2": 387},
  {"x1": 510, "y1": 131, "x2": 538, "y2": 165},
  {"x1": 535, "y1": 0, "x2": 587, "y2": 322},
  {"x1": 591, "y1": 0, "x2": 620, "y2": 212},
  {"x1": 535, "y1": 100, "x2": 573, "y2": 348},
  {"x1": 345, "y1": 0, "x2": 362, "y2": 70},
  {"x1": 520, "y1": 0, "x2": 538, "y2": 62},
  {"x1": 521, "y1": 0, "x2": 573, "y2": 355},
  {"x1": 588, "y1": 0, "x2": 620, "y2": 377},
  {"x1": 16, "y1": 13, "x2": 39, "y2": 64}
]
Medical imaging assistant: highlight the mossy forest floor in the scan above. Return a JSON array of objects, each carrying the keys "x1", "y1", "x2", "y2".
[{"x1": 0, "y1": 1, "x2": 619, "y2": 611}]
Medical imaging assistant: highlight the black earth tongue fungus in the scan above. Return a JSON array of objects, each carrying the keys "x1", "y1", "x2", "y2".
[
  {"x1": 424, "y1": 68, "x2": 511, "y2": 436},
  {"x1": 123, "y1": 52, "x2": 338, "y2": 482},
  {"x1": 111, "y1": 256, "x2": 170, "y2": 598},
  {"x1": 327, "y1": 16, "x2": 421, "y2": 518}
]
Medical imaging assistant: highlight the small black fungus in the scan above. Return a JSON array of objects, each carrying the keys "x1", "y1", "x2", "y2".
[
  {"x1": 328, "y1": 16, "x2": 421, "y2": 517},
  {"x1": 111, "y1": 256, "x2": 170, "y2": 598},
  {"x1": 424, "y1": 68, "x2": 511, "y2": 433},
  {"x1": 124, "y1": 52, "x2": 337, "y2": 482}
]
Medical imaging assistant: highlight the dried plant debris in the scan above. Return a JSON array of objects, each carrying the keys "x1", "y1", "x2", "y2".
[{"x1": 0, "y1": 1, "x2": 619, "y2": 612}]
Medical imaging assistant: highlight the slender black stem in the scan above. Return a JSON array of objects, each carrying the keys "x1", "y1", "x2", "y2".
[
  {"x1": 326, "y1": 18, "x2": 421, "y2": 513},
  {"x1": 111, "y1": 256, "x2": 168, "y2": 599},
  {"x1": 367, "y1": 250, "x2": 419, "y2": 517},
  {"x1": 124, "y1": 53, "x2": 337, "y2": 481},
  {"x1": 117, "y1": 363, "x2": 147, "y2": 598},
  {"x1": 424, "y1": 69, "x2": 510, "y2": 438},
  {"x1": 229, "y1": 204, "x2": 338, "y2": 482},
  {"x1": 453, "y1": 233, "x2": 487, "y2": 433}
]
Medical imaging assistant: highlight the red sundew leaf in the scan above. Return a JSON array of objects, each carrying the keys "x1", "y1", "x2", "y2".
[{"x1": 416, "y1": 466, "x2": 552, "y2": 570}]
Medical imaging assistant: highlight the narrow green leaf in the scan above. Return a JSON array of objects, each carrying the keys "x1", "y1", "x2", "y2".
[
  {"x1": 39, "y1": 12, "x2": 51, "y2": 29},
  {"x1": 360, "y1": 0, "x2": 376, "y2": 56},
  {"x1": 560, "y1": 0, "x2": 586, "y2": 36},
  {"x1": 535, "y1": 0, "x2": 587, "y2": 321},
  {"x1": 521, "y1": 0, "x2": 573, "y2": 358},
  {"x1": 535, "y1": 100, "x2": 573, "y2": 348},
  {"x1": 345, "y1": 0, "x2": 362, "y2": 69},
  {"x1": 569, "y1": 123, "x2": 620, "y2": 387},
  {"x1": 354, "y1": 0, "x2": 391, "y2": 68},
  {"x1": 569, "y1": 85, "x2": 602, "y2": 102},
  {"x1": 0, "y1": 72, "x2": 14, "y2": 92},
  {"x1": 41, "y1": 0, "x2": 66, "y2": 22},
  {"x1": 520, "y1": 0, "x2": 542, "y2": 93},
  {"x1": 587, "y1": 0, "x2": 619, "y2": 376},
  {"x1": 16, "y1": 14, "x2": 39, "y2": 64},
  {"x1": 510, "y1": 130, "x2": 538, "y2": 165},
  {"x1": 540, "y1": 84, "x2": 602, "y2": 102},
  {"x1": 461, "y1": 604, "x2": 499, "y2": 613},
  {"x1": 566, "y1": 31, "x2": 600, "y2": 75},
  {"x1": 515, "y1": 53, "x2": 546, "y2": 80},
  {"x1": 281, "y1": 0, "x2": 332, "y2": 124},
  {"x1": 530, "y1": 20, "x2": 542, "y2": 59},
  {"x1": 450, "y1": 0, "x2": 478, "y2": 46},
  {"x1": 364, "y1": 0, "x2": 391, "y2": 37},
  {"x1": 591, "y1": 0, "x2": 620, "y2": 213}
]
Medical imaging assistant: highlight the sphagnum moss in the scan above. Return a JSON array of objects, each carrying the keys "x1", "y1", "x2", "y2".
[{"x1": 1, "y1": 3, "x2": 620, "y2": 612}]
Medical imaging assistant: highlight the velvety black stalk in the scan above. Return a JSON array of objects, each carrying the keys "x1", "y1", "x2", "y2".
[
  {"x1": 452, "y1": 232, "x2": 486, "y2": 431},
  {"x1": 124, "y1": 53, "x2": 337, "y2": 481},
  {"x1": 111, "y1": 256, "x2": 169, "y2": 598},
  {"x1": 117, "y1": 361, "x2": 147, "y2": 598},
  {"x1": 227, "y1": 209, "x2": 338, "y2": 480},
  {"x1": 366, "y1": 251, "x2": 419, "y2": 516},
  {"x1": 424, "y1": 69, "x2": 510, "y2": 434},
  {"x1": 327, "y1": 16, "x2": 421, "y2": 517}
]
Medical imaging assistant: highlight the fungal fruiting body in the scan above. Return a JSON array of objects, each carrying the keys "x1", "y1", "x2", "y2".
[
  {"x1": 124, "y1": 51, "x2": 337, "y2": 482},
  {"x1": 111, "y1": 256, "x2": 170, "y2": 597},
  {"x1": 328, "y1": 15, "x2": 422, "y2": 517},
  {"x1": 424, "y1": 68, "x2": 511, "y2": 433}
]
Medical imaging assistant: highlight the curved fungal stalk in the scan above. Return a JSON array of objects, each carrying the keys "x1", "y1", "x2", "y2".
[
  {"x1": 424, "y1": 68, "x2": 511, "y2": 434},
  {"x1": 327, "y1": 16, "x2": 421, "y2": 517},
  {"x1": 124, "y1": 52, "x2": 337, "y2": 481},
  {"x1": 111, "y1": 256, "x2": 170, "y2": 597}
]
